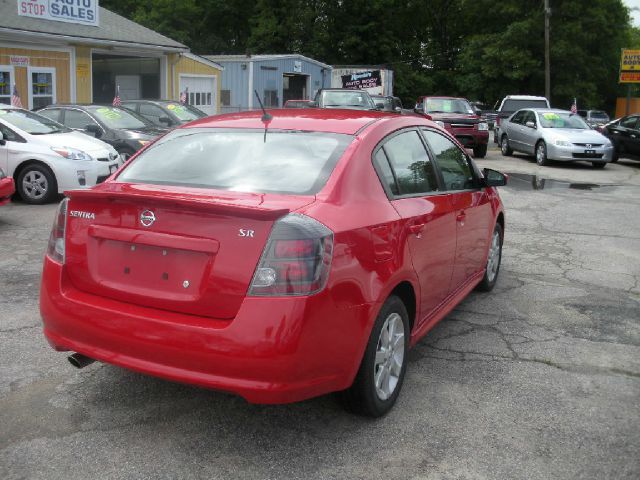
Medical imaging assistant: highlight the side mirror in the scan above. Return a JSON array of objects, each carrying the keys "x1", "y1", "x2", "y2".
[
  {"x1": 525, "y1": 121, "x2": 536, "y2": 129},
  {"x1": 483, "y1": 168, "x2": 508, "y2": 187},
  {"x1": 159, "y1": 116, "x2": 173, "y2": 125},
  {"x1": 0, "y1": 131, "x2": 5, "y2": 146},
  {"x1": 394, "y1": 106, "x2": 402, "y2": 113},
  {"x1": 375, "y1": 103, "x2": 385, "y2": 110},
  {"x1": 85, "y1": 124, "x2": 102, "y2": 138}
]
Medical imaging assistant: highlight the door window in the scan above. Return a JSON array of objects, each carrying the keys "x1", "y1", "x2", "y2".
[
  {"x1": 64, "y1": 110, "x2": 95, "y2": 130},
  {"x1": 522, "y1": 111, "x2": 536, "y2": 126},
  {"x1": 422, "y1": 129, "x2": 477, "y2": 191},
  {"x1": 139, "y1": 103, "x2": 167, "y2": 126},
  {"x1": 30, "y1": 69, "x2": 56, "y2": 109},
  {"x1": 620, "y1": 116, "x2": 638, "y2": 129},
  {"x1": 373, "y1": 148, "x2": 400, "y2": 196},
  {"x1": 381, "y1": 130, "x2": 439, "y2": 195},
  {"x1": 511, "y1": 111, "x2": 526, "y2": 124},
  {"x1": 38, "y1": 108, "x2": 62, "y2": 123}
]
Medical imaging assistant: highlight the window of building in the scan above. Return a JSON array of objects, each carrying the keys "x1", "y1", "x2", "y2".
[
  {"x1": 220, "y1": 90, "x2": 231, "y2": 106},
  {"x1": 29, "y1": 68, "x2": 56, "y2": 109},
  {"x1": 0, "y1": 67, "x2": 14, "y2": 105}
]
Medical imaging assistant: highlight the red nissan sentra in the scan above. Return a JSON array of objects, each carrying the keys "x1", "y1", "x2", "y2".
[{"x1": 40, "y1": 109, "x2": 506, "y2": 416}]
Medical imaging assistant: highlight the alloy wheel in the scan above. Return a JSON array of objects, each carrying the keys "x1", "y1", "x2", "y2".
[
  {"x1": 374, "y1": 312, "x2": 405, "y2": 401},
  {"x1": 22, "y1": 170, "x2": 48, "y2": 201},
  {"x1": 486, "y1": 229, "x2": 501, "y2": 283}
]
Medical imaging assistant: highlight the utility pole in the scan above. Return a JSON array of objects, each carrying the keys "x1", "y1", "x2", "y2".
[{"x1": 544, "y1": 0, "x2": 551, "y2": 101}]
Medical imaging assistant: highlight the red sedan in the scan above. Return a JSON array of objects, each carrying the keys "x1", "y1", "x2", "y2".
[
  {"x1": 0, "y1": 168, "x2": 15, "y2": 205},
  {"x1": 40, "y1": 109, "x2": 506, "y2": 416}
]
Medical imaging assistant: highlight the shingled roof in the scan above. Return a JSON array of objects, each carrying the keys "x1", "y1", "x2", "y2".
[{"x1": 0, "y1": 3, "x2": 186, "y2": 50}]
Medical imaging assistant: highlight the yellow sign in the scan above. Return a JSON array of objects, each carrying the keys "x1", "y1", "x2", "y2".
[
  {"x1": 621, "y1": 49, "x2": 640, "y2": 71},
  {"x1": 76, "y1": 64, "x2": 89, "y2": 79}
]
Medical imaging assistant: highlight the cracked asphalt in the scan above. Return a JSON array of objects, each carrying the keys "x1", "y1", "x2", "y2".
[{"x1": 1, "y1": 147, "x2": 639, "y2": 479}]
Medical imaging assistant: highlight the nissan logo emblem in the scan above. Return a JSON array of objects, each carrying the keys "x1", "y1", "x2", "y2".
[
  {"x1": 586, "y1": 144, "x2": 591, "y2": 148},
  {"x1": 140, "y1": 210, "x2": 156, "y2": 227}
]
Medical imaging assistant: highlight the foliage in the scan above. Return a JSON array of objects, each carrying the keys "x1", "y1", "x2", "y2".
[{"x1": 101, "y1": 0, "x2": 634, "y2": 114}]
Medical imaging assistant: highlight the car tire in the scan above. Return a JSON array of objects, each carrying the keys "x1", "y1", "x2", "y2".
[
  {"x1": 16, "y1": 162, "x2": 58, "y2": 205},
  {"x1": 592, "y1": 162, "x2": 606, "y2": 169},
  {"x1": 611, "y1": 148, "x2": 619, "y2": 163},
  {"x1": 341, "y1": 295, "x2": 410, "y2": 417},
  {"x1": 117, "y1": 147, "x2": 136, "y2": 162},
  {"x1": 500, "y1": 136, "x2": 513, "y2": 156},
  {"x1": 535, "y1": 141, "x2": 549, "y2": 166},
  {"x1": 473, "y1": 144, "x2": 488, "y2": 158},
  {"x1": 476, "y1": 223, "x2": 503, "y2": 292}
]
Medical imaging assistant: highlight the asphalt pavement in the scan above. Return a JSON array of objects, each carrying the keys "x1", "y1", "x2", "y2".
[{"x1": 1, "y1": 146, "x2": 639, "y2": 479}]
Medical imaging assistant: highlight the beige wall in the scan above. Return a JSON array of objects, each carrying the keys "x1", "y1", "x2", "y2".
[{"x1": 169, "y1": 53, "x2": 222, "y2": 110}]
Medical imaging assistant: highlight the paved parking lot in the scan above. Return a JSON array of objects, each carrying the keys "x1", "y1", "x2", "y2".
[{"x1": 1, "y1": 146, "x2": 639, "y2": 480}]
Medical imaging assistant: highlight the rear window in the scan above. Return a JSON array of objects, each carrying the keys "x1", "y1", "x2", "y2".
[
  {"x1": 501, "y1": 99, "x2": 549, "y2": 112},
  {"x1": 590, "y1": 111, "x2": 608, "y2": 119},
  {"x1": 117, "y1": 128, "x2": 352, "y2": 195}
]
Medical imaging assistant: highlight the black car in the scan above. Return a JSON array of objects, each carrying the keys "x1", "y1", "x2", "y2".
[
  {"x1": 121, "y1": 100, "x2": 207, "y2": 128},
  {"x1": 599, "y1": 114, "x2": 640, "y2": 163},
  {"x1": 35, "y1": 105, "x2": 167, "y2": 161},
  {"x1": 371, "y1": 95, "x2": 403, "y2": 113}
]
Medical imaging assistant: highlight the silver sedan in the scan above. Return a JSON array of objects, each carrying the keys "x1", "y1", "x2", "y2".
[{"x1": 498, "y1": 108, "x2": 614, "y2": 168}]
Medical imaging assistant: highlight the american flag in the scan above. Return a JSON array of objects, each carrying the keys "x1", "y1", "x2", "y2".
[
  {"x1": 180, "y1": 87, "x2": 188, "y2": 104},
  {"x1": 11, "y1": 85, "x2": 22, "y2": 108},
  {"x1": 112, "y1": 85, "x2": 121, "y2": 107},
  {"x1": 570, "y1": 97, "x2": 577, "y2": 114}
]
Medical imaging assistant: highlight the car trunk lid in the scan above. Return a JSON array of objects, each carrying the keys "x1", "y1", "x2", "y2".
[{"x1": 64, "y1": 183, "x2": 314, "y2": 319}]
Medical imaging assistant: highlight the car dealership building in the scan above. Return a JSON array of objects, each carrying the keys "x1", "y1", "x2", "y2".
[{"x1": 0, "y1": 1, "x2": 223, "y2": 115}]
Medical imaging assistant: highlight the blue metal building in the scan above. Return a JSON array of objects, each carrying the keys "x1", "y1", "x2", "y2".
[{"x1": 204, "y1": 54, "x2": 332, "y2": 113}]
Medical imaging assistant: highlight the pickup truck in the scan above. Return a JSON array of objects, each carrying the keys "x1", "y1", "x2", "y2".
[{"x1": 493, "y1": 95, "x2": 550, "y2": 143}]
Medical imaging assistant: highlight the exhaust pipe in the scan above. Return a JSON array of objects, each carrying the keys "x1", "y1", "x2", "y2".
[{"x1": 68, "y1": 352, "x2": 96, "y2": 369}]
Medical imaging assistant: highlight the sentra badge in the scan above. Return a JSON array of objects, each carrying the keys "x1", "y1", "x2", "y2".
[
  {"x1": 69, "y1": 210, "x2": 95, "y2": 220},
  {"x1": 140, "y1": 210, "x2": 156, "y2": 227}
]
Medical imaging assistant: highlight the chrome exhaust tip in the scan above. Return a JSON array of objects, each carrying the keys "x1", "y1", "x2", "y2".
[{"x1": 68, "y1": 352, "x2": 95, "y2": 369}]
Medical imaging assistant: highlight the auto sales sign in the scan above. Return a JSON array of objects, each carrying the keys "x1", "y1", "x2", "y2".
[
  {"x1": 18, "y1": 0, "x2": 99, "y2": 27},
  {"x1": 341, "y1": 70, "x2": 382, "y2": 90}
]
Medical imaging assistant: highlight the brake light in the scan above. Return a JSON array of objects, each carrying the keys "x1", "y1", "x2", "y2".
[
  {"x1": 46, "y1": 198, "x2": 68, "y2": 263},
  {"x1": 249, "y1": 213, "x2": 333, "y2": 296},
  {"x1": 496, "y1": 117, "x2": 501, "y2": 126}
]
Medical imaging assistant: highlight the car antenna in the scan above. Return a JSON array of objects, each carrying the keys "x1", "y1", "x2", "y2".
[{"x1": 254, "y1": 89, "x2": 272, "y2": 142}]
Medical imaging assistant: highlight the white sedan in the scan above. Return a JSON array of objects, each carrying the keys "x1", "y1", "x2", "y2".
[{"x1": 0, "y1": 105, "x2": 121, "y2": 204}]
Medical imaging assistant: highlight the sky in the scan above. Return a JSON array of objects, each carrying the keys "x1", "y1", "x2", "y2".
[{"x1": 624, "y1": 0, "x2": 640, "y2": 27}]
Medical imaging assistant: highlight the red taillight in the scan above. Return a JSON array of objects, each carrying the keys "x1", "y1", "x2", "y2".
[
  {"x1": 249, "y1": 213, "x2": 333, "y2": 296},
  {"x1": 496, "y1": 117, "x2": 502, "y2": 126},
  {"x1": 46, "y1": 198, "x2": 68, "y2": 263}
]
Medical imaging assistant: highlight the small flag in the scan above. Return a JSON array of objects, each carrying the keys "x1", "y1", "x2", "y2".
[
  {"x1": 11, "y1": 85, "x2": 22, "y2": 108},
  {"x1": 112, "y1": 85, "x2": 121, "y2": 107},
  {"x1": 570, "y1": 97, "x2": 577, "y2": 114},
  {"x1": 180, "y1": 87, "x2": 188, "y2": 104}
]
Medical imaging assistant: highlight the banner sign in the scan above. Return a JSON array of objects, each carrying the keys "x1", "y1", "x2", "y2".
[
  {"x1": 18, "y1": 0, "x2": 100, "y2": 27},
  {"x1": 620, "y1": 49, "x2": 640, "y2": 83},
  {"x1": 341, "y1": 70, "x2": 382, "y2": 89},
  {"x1": 10, "y1": 56, "x2": 30, "y2": 67}
]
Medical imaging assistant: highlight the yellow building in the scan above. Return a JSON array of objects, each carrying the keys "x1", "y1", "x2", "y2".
[{"x1": 0, "y1": 2, "x2": 222, "y2": 114}]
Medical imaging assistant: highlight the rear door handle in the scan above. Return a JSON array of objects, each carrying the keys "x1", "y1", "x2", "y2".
[{"x1": 456, "y1": 211, "x2": 466, "y2": 223}]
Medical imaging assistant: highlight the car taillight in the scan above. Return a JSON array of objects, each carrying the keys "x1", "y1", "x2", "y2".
[
  {"x1": 249, "y1": 213, "x2": 333, "y2": 296},
  {"x1": 46, "y1": 198, "x2": 68, "y2": 263},
  {"x1": 496, "y1": 117, "x2": 501, "y2": 126}
]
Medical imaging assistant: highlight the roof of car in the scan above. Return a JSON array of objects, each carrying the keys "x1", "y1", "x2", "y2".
[
  {"x1": 526, "y1": 108, "x2": 574, "y2": 113},
  {"x1": 503, "y1": 95, "x2": 549, "y2": 100},
  {"x1": 184, "y1": 109, "x2": 397, "y2": 135}
]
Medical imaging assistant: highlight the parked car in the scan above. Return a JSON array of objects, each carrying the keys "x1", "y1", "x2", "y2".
[
  {"x1": 498, "y1": 108, "x2": 614, "y2": 168},
  {"x1": 0, "y1": 167, "x2": 15, "y2": 205},
  {"x1": 283, "y1": 99, "x2": 313, "y2": 108},
  {"x1": 0, "y1": 105, "x2": 121, "y2": 204},
  {"x1": 577, "y1": 109, "x2": 610, "y2": 129},
  {"x1": 36, "y1": 105, "x2": 167, "y2": 161},
  {"x1": 40, "y1": 109, "x2": 507, "y2": 417},
  {"x1": 312, "y1": 88, "x2": 377, "y2": 110},
  {"x1": 120, "y1": 100, "x2": 207, "y2": 128},
  {"x1": 414, "y1": 96, "x2": 489, "y2": 157},
  {"x1": 371, "y1": 95, "x2": 403, "y2": 113},
  {"x1": 493, "y1": 95, "x2": 550, "y2": 143},
  {"x1": 599, "y1": 114, "x2": 640, "y2": 163}
]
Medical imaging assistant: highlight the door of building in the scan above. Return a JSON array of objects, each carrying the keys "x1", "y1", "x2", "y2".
[
  {"x1": 179, "y1": 75, "x2": 217, "y2": 116},
  {"x1": 115, "y1": 75, "x2": 141, "y2": 100}
]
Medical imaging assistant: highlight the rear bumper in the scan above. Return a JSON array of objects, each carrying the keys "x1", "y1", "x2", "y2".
[
  {"x1": 40, "y1": 256, "x2": 375, "y2": 404},
  {"x1": 0, "y1": 177, "x2": 15, "y2": 205}
]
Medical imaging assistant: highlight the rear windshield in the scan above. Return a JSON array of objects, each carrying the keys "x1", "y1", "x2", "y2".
[
  {"x1": 501, "y1": 99, "x2": 549, "y2": 112},
  {"x1": 87, "y1": 106, "x2": 150, "y2": 129},
  {"x1": 589, "y1": 111, "x2": 608, "y2": 119},
  {"x1": 322, "y1": 91, "x2": 375, "y2": 109},
  {"x1": 117, "y1": 128, "x2": 352, "y2": 195}
]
